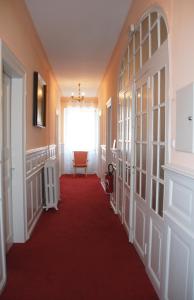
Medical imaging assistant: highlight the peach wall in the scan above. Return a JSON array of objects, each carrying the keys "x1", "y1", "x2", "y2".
[
  {"x1": 0, "y1": 0, "x2": 60, "y2": 149},
  {"x1": 60, "y1": 97, "x2": 98, "y2": 144},
  {"x1": 98, "y1": 0, "x2": 194, "y2": 170}
]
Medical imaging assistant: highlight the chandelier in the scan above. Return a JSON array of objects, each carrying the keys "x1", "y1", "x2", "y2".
[{"x1": 71, "y1": 83, "x2": 85, "y2": 101}]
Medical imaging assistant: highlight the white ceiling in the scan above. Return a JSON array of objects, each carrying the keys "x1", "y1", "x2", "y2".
[{"x1": 25, "y1": 0, "x2": 132, "y2": 97}]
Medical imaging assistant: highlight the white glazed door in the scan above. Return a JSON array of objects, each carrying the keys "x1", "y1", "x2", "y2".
[
  {"x1": 2, "y1": 72, "x2": 13, "y2": 252},
  {"x1": 117, "y1": 92, "x2": 124, "y2": 220},
  {"x1": 133, "y1": 76, "x2": 149, "y2": 263},
  {"x1": 146, "y1": 65, "x2": 167, "y2": 294},
  {"x1": 123, "y1": 89, "x2": 133, "y2": 237}
]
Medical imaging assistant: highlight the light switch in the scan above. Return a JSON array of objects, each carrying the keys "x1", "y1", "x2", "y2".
[{"x1": 176, "y1": 83, "x2": 194, "y2": 153}]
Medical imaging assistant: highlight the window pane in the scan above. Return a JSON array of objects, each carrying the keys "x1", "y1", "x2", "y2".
[
  {"x1": 160, "y1": 17, "x2": 167, "y2": 45},
  {"x1": 152, "y1": 180, "x2": 157, "y2": 211},
  {"x1": 160, "y1": 67, "x2": 165, "y2": 103},
  {"x1": 135, "y1": 49, "x2": 140, "y2": 74},
  {"x1": 135, "y1": 28, "x2": 140, "y2": 50},
  {"x1": 141, "y1": 173, "x2": 146, "y2": 200},
  {"x1": 151, "y1": 12, "x2": 157, "y2": 26},
  {"x1": 136, "y1": 170, "x2": 140, "y2": 194},
  {"x1": 129, "y1": 39, "x2": 133, "y2": 59},
  {"x1": 136, "y1": 143, "x2": 140, "y2": 168},
  {"x1": 153, "y1": 109, "x2": 158, "y2": 141},
  {"x1": 142, "y1": 84, "x2": 147, "y2": 112},
  {"x1": 158, "y1": 183, "x2": 164, "y2": 217},
  {"x1": 129, "y1": 59, "x2": 134, "y2": 80},
  {"x1": 142, "y1": 37, "x2": 149, "y2": 65},
  {"x1": 136, "y1": 90, "x2": 141, "y2": 113},
  {"x1": 142, "y1": 17, "x2": 149, "y2": 40},
  {"x1": 151, "y1": 25, "x2": 158, "y2": 55},
  {"x1": 160, "y1": 106, "x2": 165, "y2": 142},
  {"x1": 159, "y1": 146, "x2": 165, "y2": 179},
  {"x1": 136, "y1": 117, "x2": 141, "y2": 140},
  {"x1": 153, "y1": 145, "x2": 157, "y2": 176},
  {"x1": 124, "y1": 67, "x2": 129, "y2": 88},
  {"x1": 153, "y1": 73, "x2": 158, "y2": 106},
  {"x1": 142, "y1": 114, "x2": 147, "y2": 141},
  {"x1": 142, "y1": 144, "x2": 147, "y2": 170}
]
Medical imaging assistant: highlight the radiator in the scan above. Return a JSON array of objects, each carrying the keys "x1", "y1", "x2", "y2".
[{"x1": 43, "y1": 158, "x2": 59, "y2": 211}]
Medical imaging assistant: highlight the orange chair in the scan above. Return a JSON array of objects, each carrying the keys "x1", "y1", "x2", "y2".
[{"x1": 73, "y1": 151, "x2": 88, "y2": 176}]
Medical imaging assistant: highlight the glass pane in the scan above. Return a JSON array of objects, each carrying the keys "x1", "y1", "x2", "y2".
[
  {"x1": 129, "y1": 59, "x2": 134, "y2": 80},
  {"x1": 160, "y1": 106, "x2": 165, "y2": 142},
  {"x1": 153, "y1": 73, "x2": 158, "y2": 106},
  {"x1": 142, "y1": 17, "x2": 149, "y2": 40},
  {"x1": 135, "y1": 28, "x2": 140, "y2": 50},
  {"x1": 128, "y1": 167, "x2": 131, "y2": 186},
  {"x1": 136, "y1": 117, "x2": 141, "y2": 140},
  {"x1": 158, "y1": 183, "x2": 164, "y2": 217},
  {"x1": 135, "y1": 49, "x2": 140, "y2": 74},
  {"x1": 124, "y1": 47, "x2": 128, "y2": 66},
  {"x1": 129, "y1": 39, "x2": 133, "y2": 59},
  {"x1": 142, "y1": 84, "x2": 147, "y2": 112},
  {"x1": 153, "y1": 145, "x2": 157, "y2": 176},
  {"x1": 136, "y1": 170, "x2": 140, "y2": 194},
  {"x1": 159, "y1": 146, "x2": 165, "y2": 179},
  {"x1": 142, "y1": 38, "x2": 149, "y2": 65},
  {"x1": 136, "y1": 90, "x2": 141, "y2": 113},
  {"x1": 151, "y1": 12, "x2": 157, "y2": 26},
  {"x1": 128, "y1": 143, "x2": 131, "y2": 161},
  {"x1": 124, "y1": 67, "x2": 129, "y2": 88},
  {"x1": 153, "y1": 109, "x2": 158, "y2": 141},
  {"x1": 160, "y1": 67, "x2": 165, "y2": 103},
  {"x1": 142, "y1": 114, "x2": 147, "y2": 141},
  {"x1": 151, "y1": 25, "x2": 158, "y2": 55},
  {"x1": 141, "y1": 173, "x2": 146, "y2": 200},
  {"x1": 152, "y1": 180, "x2": 157, "y2": 211},
  {"x1": 142, "y1": 144, "x2": 147, "y2": 170},
  {"x1": 136, "y1": 143, "x2": 140, "y2": 168},
  {"x1": 160, "y1": 17, "x2": 167, "y2": 45}
]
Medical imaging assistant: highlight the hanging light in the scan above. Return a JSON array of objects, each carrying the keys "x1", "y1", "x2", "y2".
[{"x1": 71, "y1": 83, "x2": 85, "y2": 101}]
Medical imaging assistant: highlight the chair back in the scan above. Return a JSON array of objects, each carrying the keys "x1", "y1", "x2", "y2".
[{"x1": 73, "y1": 151, "x2": 88, "y2": 165}]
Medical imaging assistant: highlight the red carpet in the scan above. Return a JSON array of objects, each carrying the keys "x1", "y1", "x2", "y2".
[{"x1": 1, "y1": 174, "x2": 158, "y2": 300}]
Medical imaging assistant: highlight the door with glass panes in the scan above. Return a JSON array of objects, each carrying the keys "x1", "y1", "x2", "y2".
[
  {"x1": 133, "y1": 64, "x2": 167, "y2": 294},
  {"x1": 123, "y1": 88, "x2": 133, "y2": 238}
]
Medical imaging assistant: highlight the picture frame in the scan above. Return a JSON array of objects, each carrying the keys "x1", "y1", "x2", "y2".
[{"x1": 33, "y1": 71, "x2": 46, "y2": 128}]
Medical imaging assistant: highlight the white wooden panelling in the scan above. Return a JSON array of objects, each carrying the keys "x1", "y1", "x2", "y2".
[
  {"x1": 148, "y1": 218, "x2": 162, "y2": 290},
  {"x1": 165, "y1": 165, "x2": 194, "y2": 235},
  {"x1": 26, "y1": 145, "x2": 56, "y2": 237},
  {"x1": 123, "y1": 187, "x2": 130, "y2": 233},
  {"x1": 163, "y1": 165, "x2": 194, "y2": 300},
  {"x1": 134, "y1": 200, "x2": 146, "y2": 259}
]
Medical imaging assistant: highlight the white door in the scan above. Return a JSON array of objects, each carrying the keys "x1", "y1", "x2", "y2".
[
  {"x1": 133, "y1": 76, "x2": 149, "y2": 263},
  {"x1": 2, "y1": 72, "x2": 13, "y2": 252},
  {"x1": 133, "y1": 63, "x2": 167, "y2": 294}
]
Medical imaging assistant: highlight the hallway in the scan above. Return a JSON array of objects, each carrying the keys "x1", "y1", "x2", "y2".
[{"x1": 1, "y1": 175, "x2": 157, "y2": 300}]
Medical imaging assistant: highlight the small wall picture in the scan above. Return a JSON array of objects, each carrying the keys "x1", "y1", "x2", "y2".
[{"x1": 33, "y1": 71, "x2": 46, "y2": 128}]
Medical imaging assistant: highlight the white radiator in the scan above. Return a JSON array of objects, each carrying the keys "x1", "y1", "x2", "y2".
[{"x1": 44, "y1": 158, "x2": 59, "y2": 211}]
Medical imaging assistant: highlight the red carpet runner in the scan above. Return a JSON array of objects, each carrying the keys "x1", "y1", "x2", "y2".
[{"x1": 1, "y1": 175, "x2": 158, "y2": 300}]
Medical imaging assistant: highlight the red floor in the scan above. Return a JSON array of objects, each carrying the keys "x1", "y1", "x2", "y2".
[{"x1": 1, "y1": 174, "x2": 158, "y2": 300}]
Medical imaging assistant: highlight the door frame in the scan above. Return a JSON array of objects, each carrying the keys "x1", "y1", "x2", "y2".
[{"x1": 0, "y1": 41, "x2": 26, "y2": 244}]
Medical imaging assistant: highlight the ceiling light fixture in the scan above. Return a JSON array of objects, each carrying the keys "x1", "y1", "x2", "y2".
[{"x1": 71, "y1": 83, "x2": 85, "y2": 101}]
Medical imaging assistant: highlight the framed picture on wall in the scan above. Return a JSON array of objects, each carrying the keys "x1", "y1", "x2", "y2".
[{"x1": 33, "y1": 71, "x2": 46, "y2": 127}]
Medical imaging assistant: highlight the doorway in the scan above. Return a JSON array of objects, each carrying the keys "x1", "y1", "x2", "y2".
[{"x1": 0, "y1": 41, "x2": 26, "y2": 293}]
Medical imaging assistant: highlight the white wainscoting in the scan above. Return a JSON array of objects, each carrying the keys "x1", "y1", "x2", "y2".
[
  {"x1": 162, "y1": 164, "x2": 194, "y2": 300},
  {"x1": 26, "y1": 145, "x2": 56, "y2": 238}
]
